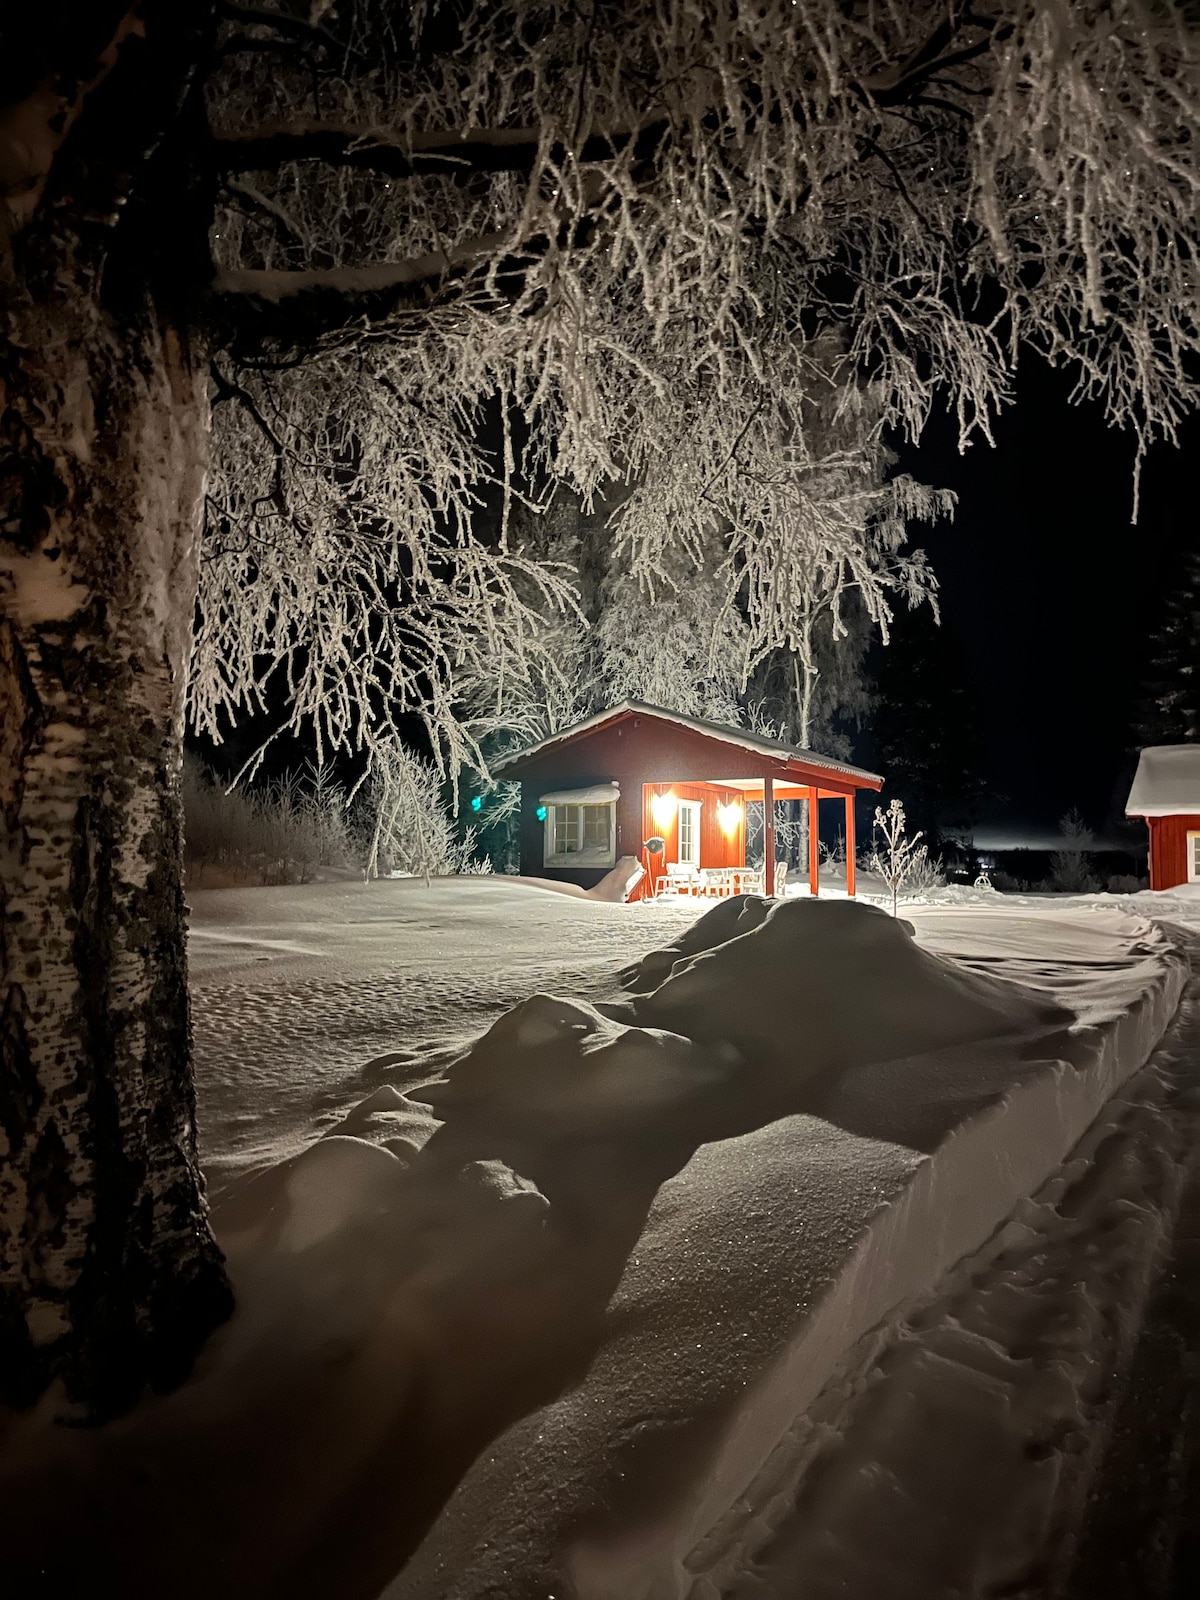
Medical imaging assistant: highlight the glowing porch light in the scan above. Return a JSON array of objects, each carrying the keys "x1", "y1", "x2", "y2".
[
  {"x1": 717, "y1": 800, "x2": 744, "y2": 836},
  {"x1": 649, "y1": 790, "x2": 677, "y2": 829}
]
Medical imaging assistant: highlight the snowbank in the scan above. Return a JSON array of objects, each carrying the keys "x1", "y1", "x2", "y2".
[
  {"x1": 696, "y1": 972, "x2": 1200, "y2": 1600},
  {"x1": 3, "y1": 890, "x2": 1191, "y2": 1600},
  {"x1": 188, "y1": 877, "x2": 697, "y2": 1186},
  {"x1": 385, "y1": 905, "x2": 1189, "y2": 1600}
]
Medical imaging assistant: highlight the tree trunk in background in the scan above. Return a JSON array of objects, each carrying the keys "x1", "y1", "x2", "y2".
[{"x1": 0, "y1": 283, "x2": 231, "y2": 1416}]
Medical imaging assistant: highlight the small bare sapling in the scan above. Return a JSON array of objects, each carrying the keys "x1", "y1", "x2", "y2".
[{"x1": 870, "y1": 798, "x2": 928, "y2": 916}]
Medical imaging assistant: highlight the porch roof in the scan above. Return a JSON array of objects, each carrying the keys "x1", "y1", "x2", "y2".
[{"x1": 493, "y1": 700, "x2": 882, "y2": 789}]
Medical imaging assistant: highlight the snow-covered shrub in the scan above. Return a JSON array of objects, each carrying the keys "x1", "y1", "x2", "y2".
[
  {"x1": 869, "y1": 799, "x2": 928, "y2": 916},
  {"x1": 182, "y1": 757, "x2": 356, "y2": 884},
  {"x1": 464, "y1": 779, "x2": 523, "y2": 875},
  {"x1": 460, "y1": 853, "x2": 495, "y2": 875},
  {"x1": 819, "y1": 835, "x2": 847, "y2": 868},
  {"x1": 363, "y1": 742, "x2": 487, "y2": 882},
  {"x1": 990, "y1": 870, "x2": 1029, "y2": 894},
  {"x1": 745, "y1": 799, "x2": 807, "y2": 871},
  {"x1": 902, "y1": 852, "x2": 947, "y2": 898}
]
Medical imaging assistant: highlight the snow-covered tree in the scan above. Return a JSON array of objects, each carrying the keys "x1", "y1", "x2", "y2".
[
  {"x1": 608, "y1": 346, "x2": 951, "y2": 746},
  {"x1": 363, "y1": 740, "x2": 485, "y2": 881},
  {"x1": 1047, "y1": 807, "x2": 1100, "y2": 894},
  {"x1": 466, "y1": 360, "x2": 948, "y2": 753},
  {"x1": 3, "y1": 1, "x2": 1198, "y2": 1414},
  {"x1": 750, "y1": 602, "x2": 875, "y2": 761},
  {"x1": 591, "y1": 542, "x2": 751, "y2": 726}
]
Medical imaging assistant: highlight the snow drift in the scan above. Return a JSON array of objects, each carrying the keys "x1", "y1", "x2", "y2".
[
  {"x1": 1, "y1": 895, "x2": 1189, "y2": 1600},
  {"x1": 385, "y1": 905, "x2": 1190, "y2": 1600}
]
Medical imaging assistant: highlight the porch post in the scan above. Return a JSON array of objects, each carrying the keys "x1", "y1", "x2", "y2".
[
  {"x1": 763, "y1": 776, "x2": 775, "y2": 897},
  {"x1": 808, "y1": 787, "x2": 820, "y2": 896},
  {"x1": 845, "y1": 794, "x2": 856, "y2": 897}
]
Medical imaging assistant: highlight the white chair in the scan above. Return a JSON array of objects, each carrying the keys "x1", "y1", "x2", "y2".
[
  {"x1": 664, "y1": 861, "x2": 702, "y2": 895},
  {"x1": 728, "y1": 866, "x2": 763, "y2": 896},
  {"x1": 701, "y1": 866, "x2": 735, "y2": 897}
]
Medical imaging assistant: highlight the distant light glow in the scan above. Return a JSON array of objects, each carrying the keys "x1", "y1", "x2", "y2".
[
  {"x1": 717, "y1": 800, "x2": 743, "y2": 836},
  {"x1": 536, "y1": 804, "x2": 547, "y2": 821},
  {"x1": 470, "y1": 795, "x2": 483, "y2": 813},
  {"x1": 650, "y1": 790, "x2": 677, "y2": 829}
]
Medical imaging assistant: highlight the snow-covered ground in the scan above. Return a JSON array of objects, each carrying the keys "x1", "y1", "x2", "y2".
[
  {"x1": 378, "y1": 896, "x2": 1196, "y2": 1600},
  {"x1": 185, "y1": 877, "x2": 1200, "y2": 1598},
  {"x1": 6, "y1": 879, "x2": 1200, "y2": 1600},
  {"x1": 190, "y1": 878, "x2": 701, "y2": 1187},
  {"x1": 189, "y1": 874, "x2": 1200, "y2": 1190}
]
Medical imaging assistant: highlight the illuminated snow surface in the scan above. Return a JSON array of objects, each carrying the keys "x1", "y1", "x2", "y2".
[
  {"x1": 6, "y1": 879, "x2": 1200, "y2": 1600},
  {"x1": 193, "y1": 878, "x2": 1200, "y2": 1598}
]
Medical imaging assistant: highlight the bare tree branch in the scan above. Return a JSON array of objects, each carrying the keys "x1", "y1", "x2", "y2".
[{"x1": 207, "y1": 120, "x2": 669, "y2": 181}]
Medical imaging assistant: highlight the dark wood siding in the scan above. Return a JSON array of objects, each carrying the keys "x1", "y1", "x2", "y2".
[{"x1": 518, "y1": 771, "x2": 620, "y2": 890}]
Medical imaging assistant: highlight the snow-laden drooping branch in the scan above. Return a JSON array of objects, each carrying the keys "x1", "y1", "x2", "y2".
[
  {"x1": 208, "y1": 0, "x2": 1197, "y2": 457},
  {"x1": 606, "y1": 337, "x2": 951, "y2": 730},
  {"x1": 192, "y1": 0, "x2": 1198, "y2": 772},
  {"x1": 194, "y1": 346, "x2": 580, "y2": 779}
]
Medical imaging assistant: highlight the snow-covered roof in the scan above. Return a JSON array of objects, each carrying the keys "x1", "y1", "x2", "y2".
[
  {"x1": 493, "y1": 700, "x2": 883, "y2": 786},
  {"x1": 1126, "y1": 744, "x2": 1200, "y2": 817},
  {"x1": 538, "y1": 783, "x2": 621, "y2": 806}
]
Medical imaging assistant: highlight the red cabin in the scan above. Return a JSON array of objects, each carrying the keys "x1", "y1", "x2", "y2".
[
  {"x1": 492, "y1": 701, "x2": 883, "y2": 900},
  {"x1": 1126, "y1": 744, "x2": 1200, "y2": 890}
]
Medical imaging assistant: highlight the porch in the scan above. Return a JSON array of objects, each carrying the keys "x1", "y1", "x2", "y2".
[{"x1": 640, "y1": 777, "x2": 859, "y2": 900}]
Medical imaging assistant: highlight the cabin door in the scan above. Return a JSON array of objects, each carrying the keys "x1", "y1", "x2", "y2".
[{"x1": 677, "y1": 799, "x2": 701, "y2": 867}]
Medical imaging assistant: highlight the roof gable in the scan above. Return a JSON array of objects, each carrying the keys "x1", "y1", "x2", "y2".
[{"x1": 492, "y1": 701, "x2": 882, "y2": 787}]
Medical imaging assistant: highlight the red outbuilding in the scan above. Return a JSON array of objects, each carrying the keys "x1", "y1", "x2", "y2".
[
  {"x1": 492, "y1": 701, "x2": 883, "y2": 901},
  {"x1": 1126, "y1": 744, "x2": 1200, "y2": 890}
]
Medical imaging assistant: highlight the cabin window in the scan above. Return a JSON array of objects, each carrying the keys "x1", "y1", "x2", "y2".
[
  {"x1": 543, "y1": 802, "x2": 616, "y2": 868},
  {"x1": 1189, "y1": 830, "x2": 1200, "y2": 883}
]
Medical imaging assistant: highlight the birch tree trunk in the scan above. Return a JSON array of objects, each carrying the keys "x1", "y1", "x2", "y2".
[{"x1": 0, "y1": 282, "x2": 232, "y2": 1417}]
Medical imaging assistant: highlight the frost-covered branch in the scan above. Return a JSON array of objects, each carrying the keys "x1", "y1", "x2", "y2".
[{"x1": 190, "y1": 0, "x2": 1199, "y2": 776}]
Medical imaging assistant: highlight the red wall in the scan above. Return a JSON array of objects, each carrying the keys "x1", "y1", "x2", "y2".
[
  {"x1": 641, "y1": 781, "x2": 746, "y2": 894},
  {"x1": 1147, "y1": 814, "x2": 1200, "y2": 890}
]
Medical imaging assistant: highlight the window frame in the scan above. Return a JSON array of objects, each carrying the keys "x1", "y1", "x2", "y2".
[
  {"x1": 1188, "y1": 829, "x2": 1200, "y2": 884},
  {"x1": 677, "y1": 799, "x2": 702, "y2": 867},
  {"x1": 542, "y1": 800, "x2": 617, "y2": 869}
]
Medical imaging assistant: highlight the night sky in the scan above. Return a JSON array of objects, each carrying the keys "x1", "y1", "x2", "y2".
[{"x1": 896, "y1": 357, "x2": 1198, "y2": 848}]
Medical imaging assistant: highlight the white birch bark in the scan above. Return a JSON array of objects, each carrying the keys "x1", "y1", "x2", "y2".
[{"x1": 0, "y1": 285, "x2": 232, "y2": 1416}]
